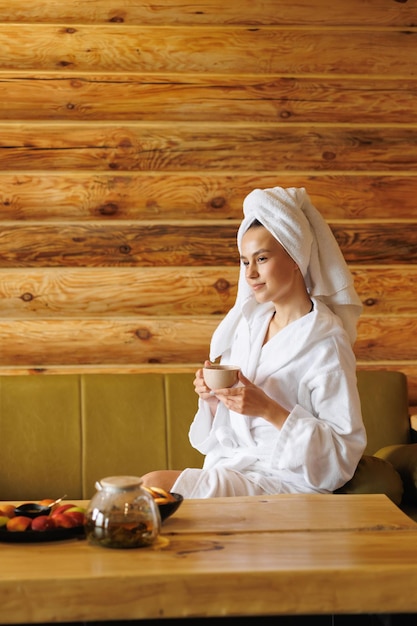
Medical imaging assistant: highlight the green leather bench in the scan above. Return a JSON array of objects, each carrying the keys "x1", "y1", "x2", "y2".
[
  {"x1": 1, "y1": 371, "x2": 416, "y2": 521},
  {"x1": 0, "y1": 373, "x2": 202, "y2": 501}
]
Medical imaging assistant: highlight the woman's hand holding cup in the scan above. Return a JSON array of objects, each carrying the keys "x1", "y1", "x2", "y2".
[{"x1": 202, "y1": 363, "x2": 240, "y2": 392}]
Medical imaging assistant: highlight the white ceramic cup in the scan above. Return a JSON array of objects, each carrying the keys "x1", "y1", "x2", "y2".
[{"x1": 203, "y1": 364, "x2": 240, "y2": 390}]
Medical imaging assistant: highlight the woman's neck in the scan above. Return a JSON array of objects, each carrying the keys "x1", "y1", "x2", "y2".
[{"x1": 264, "y1": 298, "x2": 313, "y2": 344}]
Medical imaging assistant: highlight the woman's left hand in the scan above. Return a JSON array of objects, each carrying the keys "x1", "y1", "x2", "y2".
[{"x1": 214, "y1": 372, "x2": 289, "y2": 427}]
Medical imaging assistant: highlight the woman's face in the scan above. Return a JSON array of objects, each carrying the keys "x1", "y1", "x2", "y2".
[{"x1": 240, "y1": 225, "x2": 300, "y2": 305}]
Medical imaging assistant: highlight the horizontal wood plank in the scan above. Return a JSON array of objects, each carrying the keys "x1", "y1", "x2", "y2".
[
  {"x1": 1, "y1": 74, "x2": 416, "y2": 124},
  {"x1": 355, "y1": 318, "x2": 417, "y2": 361},
  {"x1": 0, "y1": 317, "x2": 416, "y2": 403},
  {"x1": 0, "y1": 123, "x2": 416, "y2": 171},
  {"x1": 0, "y1": 267, "x2": 238, "y2": 317},
  {"x1": 0, "y1": 316, "x2": 415, "y2": 362},
  {"x1": 0, "y1": 172, "x2": 416, "y2": 220},
  {"x1": 0, "y1": 0, "x2": 415, "y2": 26},
  {"x1": 0, "y1": 267, "x2": 415, "y2": 318},
  {"x1": 0, "y1": 318, "x2": 218, "y2": 365},
  {"x1": 0, "y1": 26, "x2": 416, "y2": 76},
  {"x1": 353, "y1": 267, "x2": 417, "y2": 316},
  {"x1": 0, "y1": 223, "x2": 416, "y2": 267}
]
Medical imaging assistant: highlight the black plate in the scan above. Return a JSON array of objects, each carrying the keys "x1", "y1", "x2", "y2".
[
  {"x1": 158, "y1": 492, "x2": 183, "y2": 522},
  {"x1": 14, "y1": 503, "x2": 51, "y2": 519},
  {"x1": 0, "y1": 524, "x2": 85, "y2": 543}
]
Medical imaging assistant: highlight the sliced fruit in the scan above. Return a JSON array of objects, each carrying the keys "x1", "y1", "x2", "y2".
[{"x1": 143, "y1": 486, "x2": 176, "y2": 502}]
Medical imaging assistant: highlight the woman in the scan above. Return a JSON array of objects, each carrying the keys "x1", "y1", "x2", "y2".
[{"x1": 142, "y1": 186, "x2": 367, "y2": 497}]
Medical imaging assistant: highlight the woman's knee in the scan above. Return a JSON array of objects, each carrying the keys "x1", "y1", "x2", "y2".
[{"x1": 141, "y1": 469, "x2": 182, "y2": 492}]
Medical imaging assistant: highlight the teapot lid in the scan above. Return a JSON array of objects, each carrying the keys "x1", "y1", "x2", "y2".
[{"x1": 95, "y1": 475, "x2": 143, "y2": 492}]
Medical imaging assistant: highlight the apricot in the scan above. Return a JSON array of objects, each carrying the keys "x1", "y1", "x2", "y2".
[
  {"x1": 66, "y1": 505, "x2": 85, "y2": 513},
  {"x1": 0, "y1": 504, "x2": 16, "y2": 518},
  {"x1": 51, "y1": 504, "x2": 75, "y2": 516},
  {"x1": 31, "y1": 515, "x2": 56, "y2": 532},
  {"x1": 38, "y1": 498, "x2": 55, "y2": 507},
  {"x1": 64, "y1": 511, "x2": 85, "y2": 526},
  {"x1": 53, "y1": 513, "x2": 77, "y2": 529},
  {"x1": 7, "y1": 516, "x2": 32, "y2": 532}
]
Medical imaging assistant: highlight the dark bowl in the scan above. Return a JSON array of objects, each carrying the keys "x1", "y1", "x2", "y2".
[
  {"x1": 157, "y1": 493, "x2": 183, "y2": 522},
  {"x1": 14, "y1": 503, "x2": 51, "y2": 519}
]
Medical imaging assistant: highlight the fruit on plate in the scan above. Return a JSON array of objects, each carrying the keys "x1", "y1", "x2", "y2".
[
  {"x1": 38, "y1": 498, "x2": 56, "y2": 506},
  {"x1": 50, "y1": 503, "x2": 76, "y2": 516},
  {"x1": 31, "y1": 515, "x2": 56, "y2": 532},
  {"x1": 51, "y1": 504, "x2": 86, "y2": 525},
  {"x1": 143, "y1": 486, "x2": 177, "y2": 504},
  {"x1": 64, "y1": 510, "x2": 85, "y2": 526},
  {"x1": 0, "y1": 504, "x2": 16, "y2": 518},
  {"x1": 65, "y1": 505, "x2": 85, "y2": 513},
  {"x1": 0, "y1": 516, "x2": 9, "y2": 528},
  {"x1": 0, "y1": 499, "x2": 87, "y2": 532},
  {"x1": 52, "y1": 513, "x2": 79, "y2": 529},
  {"x1": 7, "y1": 516, "x2": 32, "y2": 532}
]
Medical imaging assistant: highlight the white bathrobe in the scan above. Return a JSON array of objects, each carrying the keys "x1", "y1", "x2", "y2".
[{"x1": 172, "y1": 298, "x2": 366, "y2": 498}]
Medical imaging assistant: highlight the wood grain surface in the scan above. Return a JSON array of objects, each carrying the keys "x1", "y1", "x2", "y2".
[
  {"x1": 0, "y1": 0, "x2": 416, "y2": 26},
  {"x1": 0, "y1": 1, "x2": 416, "y2": 407},
  {"x1": 1, "y1": 495, "x2": 417, "y2": 623}
]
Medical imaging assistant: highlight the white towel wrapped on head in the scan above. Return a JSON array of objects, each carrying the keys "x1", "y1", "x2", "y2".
[{"x1": 210, "y1": 186, "x2": 362, "y2": 360}]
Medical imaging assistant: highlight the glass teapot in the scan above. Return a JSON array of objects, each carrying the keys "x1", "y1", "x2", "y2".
[{"x1": 85, "y1": 475, "x2": 161, "y2": 549}]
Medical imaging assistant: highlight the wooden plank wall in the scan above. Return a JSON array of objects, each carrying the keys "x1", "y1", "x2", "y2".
[{"x1": 0, "y1": 0, "x2": 416, "y2": 407}]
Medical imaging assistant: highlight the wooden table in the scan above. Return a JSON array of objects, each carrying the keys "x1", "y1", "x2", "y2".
[{"x1": 1, "y1": 494, "x2": 417, "y2": 624}]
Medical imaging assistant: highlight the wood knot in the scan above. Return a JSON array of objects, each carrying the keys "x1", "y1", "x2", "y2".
[
  {"x1": 119, "y1": 245, "x2": 131, "y2": 254},
  {"x1": 364, "y1": 298, "x2": 377, "y2": 307},
  {"x1": 210, "y1": 196, "x2": 226, "y2": 210},
  {"x1": 214, "y1": 278, "x2": 230, "y2": 293},
  {"x1": 21, "y1": 292, "x2": 33, "y2": 302},
  {"x1": 98, "y1": 203, "x2": 119, "y2": 216},
  {"x1": 119, "y1": 138, "x2": 133, "y2": 149},
  {"x1": 322, "y1": 151, "x2": 336, "y2": 161},
  {"x1": 136, "y1": 328, "x2": 152, "y2": 340}
]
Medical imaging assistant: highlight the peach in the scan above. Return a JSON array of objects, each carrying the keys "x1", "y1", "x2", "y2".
[
  {"x1": 64, "y1": 511, "x2": 85, "y2": 526},
  {"x1": 31, "y1": 515, "x2": 56, "y2": 532},
  {"x1": 53, "y1": 513, "x2": 77, "y2": 529},
  {"x1": 51, "y1": 504, "x2": 75, "y2": 516},
  {"x1": 38, "y1": 498, "x2": 55, "y2": 506},
  {"x1": 66, "y1": 506, "x2": 86, "y2": 514},
  {"x1": 0, "y1": 504, "x2": 16, "y2": 518},
  {"x1": 0, "y1": 515, "x2": 9, "y2": 528},
  {"x1": 7, "y1": 516, "x2": 32, "y2": 532}
]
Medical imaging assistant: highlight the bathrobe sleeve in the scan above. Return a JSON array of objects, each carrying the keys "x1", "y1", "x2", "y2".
[{"x1": 269, "y1": 364, "x2": 366, "y2": 491}]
